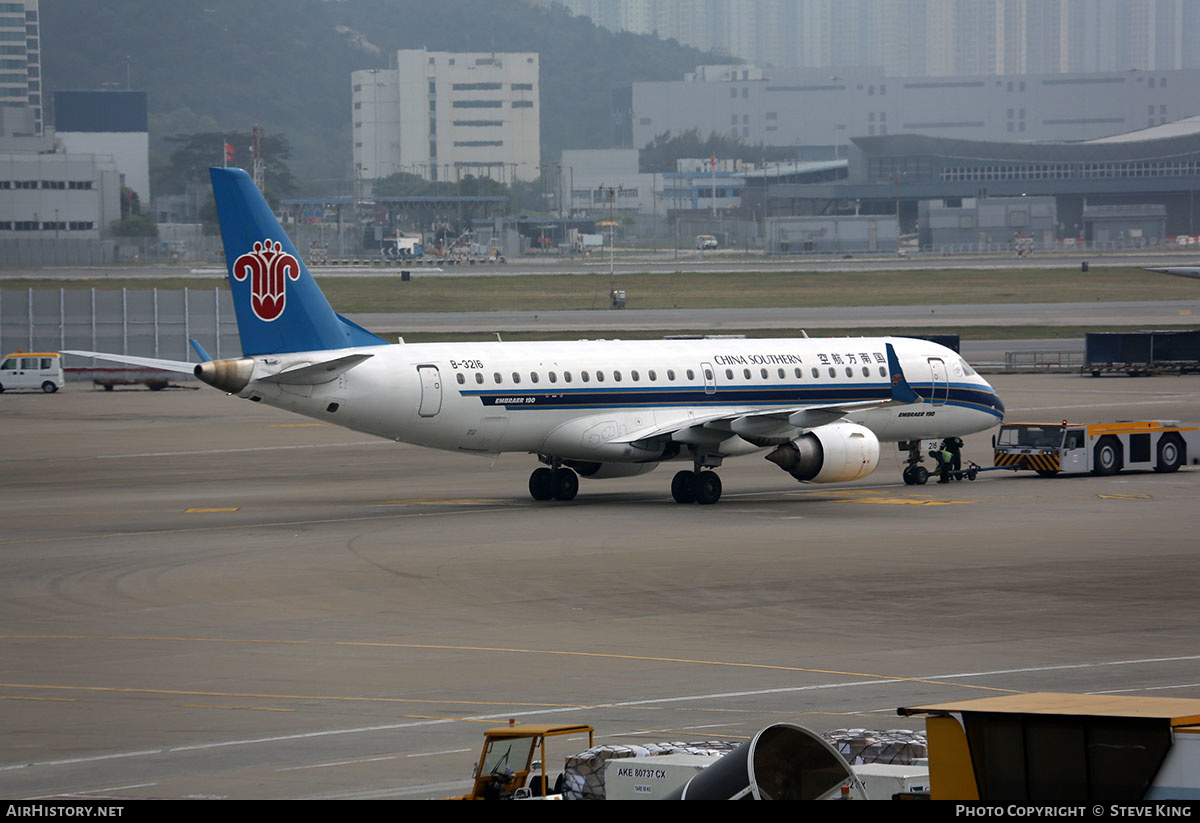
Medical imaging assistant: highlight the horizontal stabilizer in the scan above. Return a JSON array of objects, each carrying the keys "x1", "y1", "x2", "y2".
[
  {"x1": 257, "y1": 353, "x2": 374, "y2": 385},
  {"x1": 61, "y1": 350, "x2": 197, "y2": 374},
  {"x1": 189, "y1": 338, "x2": 213, "y2": 362}
]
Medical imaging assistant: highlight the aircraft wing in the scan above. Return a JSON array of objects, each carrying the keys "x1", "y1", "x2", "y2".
[
  {"x1": 612, "y1": 342, "x2": 922, "y2": 445},
  {"x1": 62, "y1": 350, "x2": 197, "y2": 374}
]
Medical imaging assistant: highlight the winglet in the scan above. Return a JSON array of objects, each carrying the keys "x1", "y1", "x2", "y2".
[{"x1": 886, "y1": 342, "x2": 921, "y2": 404}]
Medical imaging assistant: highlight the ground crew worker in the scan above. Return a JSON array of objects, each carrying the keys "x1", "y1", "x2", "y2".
[
  {"x1": 930, "y1": 443, "x2": 952, "y2": 482},
  {"x1": 945, "y1": 436, "x2": 962, "y2": 473}
]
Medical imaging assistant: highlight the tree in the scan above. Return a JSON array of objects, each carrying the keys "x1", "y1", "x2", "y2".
[
  {"x1": 110, "y1": 214, "x2": 159, "y2": 238},
  {"x1": 158, "y1": 131, "x2": 298, "y2": 199},
  {"x1": 639, "y1": 129, "x2": 801, "y2": 173},
  {"x1": 373, "y1": 172, "x2": 434, "y2": 197},
  {"x1": 119, "y1": 186, "x2": 142, "y2": 219}
]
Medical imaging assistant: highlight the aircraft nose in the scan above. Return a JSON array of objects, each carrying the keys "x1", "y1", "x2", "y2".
[{"x1": 983, "y1": 379, "x2": 1005, "y2": 418}]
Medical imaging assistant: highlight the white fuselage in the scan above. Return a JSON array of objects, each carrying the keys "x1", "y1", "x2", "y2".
[{"x1": 232, "y1": 336, "x2": 1003, "y2": 468}]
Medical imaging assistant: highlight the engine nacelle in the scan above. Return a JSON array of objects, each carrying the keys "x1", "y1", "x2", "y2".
[
  {"x1": 764, "y1": 422, "x2": 880, "y2": 483},
  {"x1": 565, "y1": 460, "x2": 659, "y2": 479}
]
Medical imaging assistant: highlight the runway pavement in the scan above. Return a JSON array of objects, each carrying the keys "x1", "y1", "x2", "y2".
[{"x1": 1, "y1": 374, "x2": 1199, "y2": 799}]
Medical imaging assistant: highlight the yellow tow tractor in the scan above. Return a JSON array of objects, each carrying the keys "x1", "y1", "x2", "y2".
[
  {"x1": 993, "y1": 420, "x2": 1198, "y2": 477},
  {"x1": 453, "y1": 721, "x2": 595, "y2": 800}
]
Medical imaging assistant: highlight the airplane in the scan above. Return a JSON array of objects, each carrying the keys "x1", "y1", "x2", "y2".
[{"x1": 65, "y1": 167, "x2": 1005, "y2": 505}]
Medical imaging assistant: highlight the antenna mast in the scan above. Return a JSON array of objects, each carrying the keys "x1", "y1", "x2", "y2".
[{"x1": 252, "y1": 124, "x2": 265, "y2": 191}]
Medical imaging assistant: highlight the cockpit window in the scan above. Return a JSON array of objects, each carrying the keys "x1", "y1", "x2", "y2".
[{"x1": 958, "y1": 358, "x2": 977, "y2": 377}]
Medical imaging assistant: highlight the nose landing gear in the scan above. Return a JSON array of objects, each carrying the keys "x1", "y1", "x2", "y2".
[{"x1": 900, "y1": 440, "x2": 930, "y2": 485}]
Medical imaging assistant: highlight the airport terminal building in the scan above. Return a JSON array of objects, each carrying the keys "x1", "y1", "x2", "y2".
[{"x1": 764, "y1": 117, "x2": 1200, "y2": 253}]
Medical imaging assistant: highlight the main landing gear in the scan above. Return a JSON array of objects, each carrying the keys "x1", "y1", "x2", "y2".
[
  {"x1": 670, "y1": 469, "x2": 722, "y2": 505},
  {"x1": 671, "y1": 448, "x2": 724, "y2": 504},
  {"x1": 528, "y1": 465, "x2": 579, "y2": 501}
]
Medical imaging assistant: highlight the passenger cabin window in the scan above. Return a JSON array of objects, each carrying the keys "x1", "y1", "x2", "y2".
[
  {"x1": 845, "y1": 367, "x2": 853, "y2": 377},
  {"x1": 761, "y1": 368, "x2": 769, "y2": 379},
  {"x1": 878, "y1": 366, "x2": 887, "y2": 377},
  {"x1": 456, "y1": 373, "x2": 465, "y2": 384},
  {"x1": 828, "y1": 367, "x2": 836, "y2": 378},
  {"x1": 648, "y1": 370, "x2": 657, "y2": 381},
  {"x1": 549, "y1": 371, "x2": 557, "y2": 383},
  {"x1": 795, "y1": 368, "x2": 803, "y2": 379},
  {"x1": 475, "y1": 373, "x2": 484, "y2": 384},
  {"x1": 631, "y1": 370, "x2": 640, "y2": 382},
  {"x1": 667, "y1": 369, "x2": 676, "y2": 381},
  {"x1": 862, "y1": 366, "x2": 870, "y2": 377},
  {"x1": 613, "y1": 370, "x2": 622, "y2": 381},
  {"x1": 596, "y1": 371, "x2": 604, "y2": 382},
  {"x1": 493, "y1": 372, "x2": 502, "y2": 384},
  {"x1": 581, "y1": 371, "x2": 590, "y2": 382},
  {"x1": 564, "y1": 371, "x2": 572, "y2": 383},
  {"x1": 702, "y1": 368, "x2": 711, "y2": 380},
  {"x1": 688, "y1": 369, "x2": 696, "y2": 380},
  {"x1": 811, "y1": 367, "x2": 819, "y2": 378},
  {"x1": 743, "y1": 368, "x2": 751, "y2": 380},
  {"x1": 530, "y1": 372, "x2": 539, "y2": 383},
  {"x1": 511, "y1": 372, "x2": 521, "y2": 384},
  {"x1": 725, "y1": 368, "x2": 734, "y2": 379}
]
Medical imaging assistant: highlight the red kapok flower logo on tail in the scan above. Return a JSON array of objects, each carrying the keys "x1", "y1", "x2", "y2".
[{"x1": 232, "y1": 239, "x2": 301, "y2": 322}]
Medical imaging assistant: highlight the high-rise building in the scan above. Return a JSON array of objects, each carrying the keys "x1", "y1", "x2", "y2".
[
  {"x1": 0, "y1": 0, "x2": 40, "y2": 135},
  {"x1": 352, "y1": 49, "x2": 540, "y2": 185},
  {"x1": 544, "y1": 0, "x2": 1200, "y2": 76}
]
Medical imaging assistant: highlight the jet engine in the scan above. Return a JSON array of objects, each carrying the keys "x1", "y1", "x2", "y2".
[{"x1": 764, "y1": 422, "x2": 880, "y2": 483}]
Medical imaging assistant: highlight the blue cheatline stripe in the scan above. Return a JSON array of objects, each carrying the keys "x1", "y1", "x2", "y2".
[{"x1": 456, "y1": 381, "x2": 1005, "y2": 418}]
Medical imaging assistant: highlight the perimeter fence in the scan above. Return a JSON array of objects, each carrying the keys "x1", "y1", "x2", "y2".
[{"x1": 0, "y1": 288, "x2": 241, "y2": 376}]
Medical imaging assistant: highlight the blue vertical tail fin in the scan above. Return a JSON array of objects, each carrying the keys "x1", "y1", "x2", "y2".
[{"x1": 209, "y1": 167, "x2": 387, "y2": 356}]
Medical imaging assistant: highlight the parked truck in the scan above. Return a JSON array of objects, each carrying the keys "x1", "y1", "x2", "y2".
[{"x1": 1085, "y1": 330, "x2": 1200, "y2": 376}]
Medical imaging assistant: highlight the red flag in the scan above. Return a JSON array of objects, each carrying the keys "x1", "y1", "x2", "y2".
[
  {"x1": 224, "y1": 141, "x2": 236, "y2": 165},
  {"x1": 710, "y1": 153, "x2": 716, "y2": 169}
]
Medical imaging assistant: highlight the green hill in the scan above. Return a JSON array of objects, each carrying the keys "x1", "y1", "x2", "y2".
[{"x1": 40, "y1": 0, "x2": 726, "y2": 193}]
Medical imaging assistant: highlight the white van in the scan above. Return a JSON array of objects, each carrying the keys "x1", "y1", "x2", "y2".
[{"x1": 0, "y1": 352, "x2": 65, "y2": 393}]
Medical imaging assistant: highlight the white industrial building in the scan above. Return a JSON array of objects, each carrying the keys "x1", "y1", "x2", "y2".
[
  {"x1": 631, "y1": 64, "x2": 1200, "y2": 157},
  {"x1": 352, "y1": 49, "x2": 540, "y2": 186},
  {"x1": 0, "y1": 128, "x2": 121, "y2": 267},
  {"x1": 559, "y1": 149, "x2": 662, "y2": 216},
  {"x1": 53, "y1": 90, "x2": 150, "y2": 205}
]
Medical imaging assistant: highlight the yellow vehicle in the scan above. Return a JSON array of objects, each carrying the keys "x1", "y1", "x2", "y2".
[
  {"x1": 993, "y1": 420, "x2": 1198, "y2": 477},
  {"x1": 454, "y1": 722, "x2": 594, "y2": 800},
  {"x1": 899, "y1": 693, "x2": 1200, "y2": 801},
  {"x1": 0, "y1": 352, "x2": 64, "y2": 393}
]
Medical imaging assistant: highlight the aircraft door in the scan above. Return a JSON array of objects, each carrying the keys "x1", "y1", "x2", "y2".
[
  {"x1": 927, "y1": 357, "x2": 949, "y2": 406},
  {"x1": 417, "y1": 365, "x2": 442, "y2": 417},
  {"x1": 701, "y1": 362, "x2": 716, "y2": 395}
]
